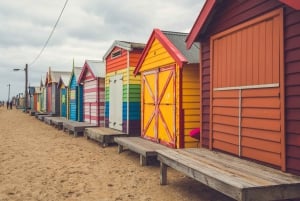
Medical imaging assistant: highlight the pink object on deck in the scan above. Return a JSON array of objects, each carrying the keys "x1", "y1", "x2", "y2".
[{"x1": 189, "y1": 128, "x2": 200, "y2": 140}]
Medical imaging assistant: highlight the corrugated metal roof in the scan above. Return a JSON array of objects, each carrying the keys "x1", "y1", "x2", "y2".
[
  {"x1": 51, "y1": 71, "x2": 71, "y2": 83},
  {"x1": 103, "y1": 40, "x2": 145, "y2": 60},
  {"x1": 86, "y1": 60, "x2": 105, "y2": 77},
  {"x1": 162, "y1": 30, "x2": 199, "y2": 64},
  {"x1": 60, "y1": 72, "x2": 72, "y2": 86}
]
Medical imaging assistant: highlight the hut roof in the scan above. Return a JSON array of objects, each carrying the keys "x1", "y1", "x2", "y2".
[
  {"x1": 103, "y1": 40, "x2": 145, "y2": 60},
  {"x1": 86, "y1": 60, "x2": 105, "y2": 78},
  {"x1": 134, "y1": 29, "x2": 199, "y2": 75},
  {"x1": 186, "y1": 0, "x2": 300, "y2": 49}
]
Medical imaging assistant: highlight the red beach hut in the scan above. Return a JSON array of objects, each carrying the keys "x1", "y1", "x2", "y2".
[{"x1": 186, "y1": 0, "x2": 300, "y2": 174}]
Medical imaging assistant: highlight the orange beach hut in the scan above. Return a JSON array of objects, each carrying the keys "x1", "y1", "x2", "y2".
[{"x1": 134, "y1": 29, "x2": 200, "y2": 148}]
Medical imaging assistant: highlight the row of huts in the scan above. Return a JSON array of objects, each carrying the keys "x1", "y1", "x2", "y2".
[{"x1": 28, "y1": 0, "x2": 300, "y2": 181}]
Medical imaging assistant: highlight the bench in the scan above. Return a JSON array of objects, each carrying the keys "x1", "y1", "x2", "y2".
[
  {"x1": 51, "y1": 117, "x2": 68, "y2": 130},
  {"x1": 157, "y1": 148, "x2": 300, "y2": 201},
  {"x1": 84, "y1": 127, "x2": 126, "y2": 147},
  {"x1": 115, "y1": 137, "x2": 167, "y2": 166},
  {"x1": 62, "y1": 121, "x2": 97, "y2": 137}
]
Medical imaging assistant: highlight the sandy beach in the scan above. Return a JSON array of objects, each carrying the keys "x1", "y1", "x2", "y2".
[{"x1": 0, "y1": 107, "x2": 233, "y2": 201}]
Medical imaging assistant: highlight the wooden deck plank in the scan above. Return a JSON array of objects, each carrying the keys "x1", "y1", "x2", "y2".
[
  {"x1": 50, "y1": 117, "x2": 68, "y2": 130},
  {"x1": 62, "y1": 121, "x2": 97, "y2": 137},
  {"x1": 37, "y1": 114, "x2": 52, "y2": 121},
  {"x1": 84, "y1": 127, "x2": 126, "y2": 147},
  {"x1": 115, "y1": 137, "x2": 168, "y2": 166},
  {"x1": 157, "y1": 148, "x2": 300, "y2": 201}
]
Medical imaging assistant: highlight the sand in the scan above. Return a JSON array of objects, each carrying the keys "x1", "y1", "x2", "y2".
[{"x1": 0, "y1": 107, "x2": 233, "y2": 201}]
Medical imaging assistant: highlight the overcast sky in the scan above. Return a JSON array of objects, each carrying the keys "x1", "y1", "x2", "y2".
[{"x1": 0, "y1": 0, "x2": 205, "y2": 101}]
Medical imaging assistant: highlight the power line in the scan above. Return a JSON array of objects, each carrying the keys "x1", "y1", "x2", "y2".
[{"x1": 29, "y1": 0, "x2": 69, "y2": 66}]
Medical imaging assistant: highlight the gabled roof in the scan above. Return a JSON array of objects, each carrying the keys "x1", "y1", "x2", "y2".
[
  {"x1": 51, "y1": 71, "x2": 71, "y2": 83},
  {"x1": 34, "y1": 87, "x2": 42, "y2": 94},
  {"x1": 68, "y1": 67, "x2": 83, "y2": 86},
  {"x1": 103, "y1": 40, "x2": 145, "y2": 60},
  {"x1": 78, "y1": 60, "x2": 105, "y2": 83},
  {"x1": 279, "y1": 0, "x2": 300, "y2": 9},
  {"x1": 87, "y1": 60, "x2": 105, "y2": 77},
  {"x1": 186, "y1": 0, "x2": 300, "y2": 49},
  {"x1": 57, "y1": 72, "x2": 72, "y2": 88},
  {"x1": 134, "y1": 29, "x2": 199, "y2": 75},
  {"x1": 46, "y1": 66, "x2": 71, "y2": 84}
]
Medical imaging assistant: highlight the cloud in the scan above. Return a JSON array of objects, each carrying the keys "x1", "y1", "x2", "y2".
[{"x1": 0, "y1": 0, "x2": 205, "y2": 100}]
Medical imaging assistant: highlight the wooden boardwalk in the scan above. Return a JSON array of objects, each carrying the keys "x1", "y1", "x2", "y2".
[
  {"x1": 84, "y1": 127, "x2": 126, "y2": 147},
  {"x1": 51, "y1": 117, "x2": 68, "y2": 130},
  {"x1": 36, "y1": 113, "x2": 52, "y2": 121},
  {"x1": 157, "y1": 148, "x2": 300, "y2": 201},
  {"x1": 43, "y1": 116, "x2": 68, "y2": 130},
  {"x1": 62, "y1": 121, "x2": 97, "y2": 137},
  {"x1": 114, "y1": 137, "x2": 168, "y2": 166}
]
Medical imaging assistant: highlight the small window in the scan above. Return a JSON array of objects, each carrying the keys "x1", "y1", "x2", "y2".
[{"x1": 111, "y1": 49, "x2": 122, "y2": 59}]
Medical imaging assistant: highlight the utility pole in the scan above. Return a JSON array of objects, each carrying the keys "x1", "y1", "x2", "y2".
[
  {"x1": 13, "y1": 64, "x2": 28, "y2": 111},
  {"x1": 25, "y1": 64, "x2": 28, "y2": 112}
]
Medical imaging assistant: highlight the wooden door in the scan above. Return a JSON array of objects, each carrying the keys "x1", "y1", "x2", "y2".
[
  {"x1": 210, "y1": 9, "x2": 284, "y2": 168},
  {"x1": 142, "y1": 66, "x2": 176, "y2": 147},
  {"x1": 61, "y1": 88, "x2": 67, "y2": 117},
  {"x1": 109, "y1": 74, "x2": 123, "y2": 131}
]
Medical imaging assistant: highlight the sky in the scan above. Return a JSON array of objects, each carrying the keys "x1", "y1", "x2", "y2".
[{"x1": 0, "y1": 0, "x2": 205, "y2": 101}]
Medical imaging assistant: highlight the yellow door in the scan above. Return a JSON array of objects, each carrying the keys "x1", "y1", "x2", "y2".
[{"x1": 142, "y1": 66, "x2": 176, "y2": 147}]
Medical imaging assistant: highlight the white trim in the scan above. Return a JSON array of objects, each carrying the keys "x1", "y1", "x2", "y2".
[
  {"x1": 127, "y1": 51, "x2": 129, "y2": 134},
  {"x1": 214, "y1": 83, "x2": 279, "y2": 91},
  {"x1": 238, "y1": 89, "x2": 242, "y2": 157}
]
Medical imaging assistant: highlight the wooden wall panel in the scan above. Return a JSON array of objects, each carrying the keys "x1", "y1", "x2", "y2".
[
  {"x1": 285, "y1": 7, "x2": 300, "y2": 175},
  {"x1": 182, "y1": 64, "x2": 200, "y2": 148},
  {"x1": 210, "y1": 8, "x2": 283, "y2": 168},
  {"x1": 106, "y1": 47, "x2": 128, "y2": 73},
  {"x1": 212, "y1": 12, "x2": 281, "y2": 89}
]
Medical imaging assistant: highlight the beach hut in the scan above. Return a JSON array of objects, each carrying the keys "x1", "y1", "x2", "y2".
[
  {"x1": 78, "y1": 60, "x2": 105, "y2": 126},
  {"x1": 57, "y1": 72, "x2": 71, "y2": 118},
  {"x1": 40, "y1": 75, "x2": 47, "y2": 113},
  {"x1": 68, "y1": 66, "x2": 83, "y2": 121},
  {"x1": 134, "y1": 29, "x2": 200, "y2": 148},
  {"x1": 45, "y1": 67, "x2": 71, "y2": 115},
  {"x1": 186, "y1": 0, "x2": 300, "y2": 174},
  {"x1": 103, "y1": 41, "x2": 145, "y2": 134},
  {"x1": 28, "y1": 86, "x2": 35, "y2": 110},
  {"x1": 36, "y1": 85, "x2": 42, "y2": 112}
]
